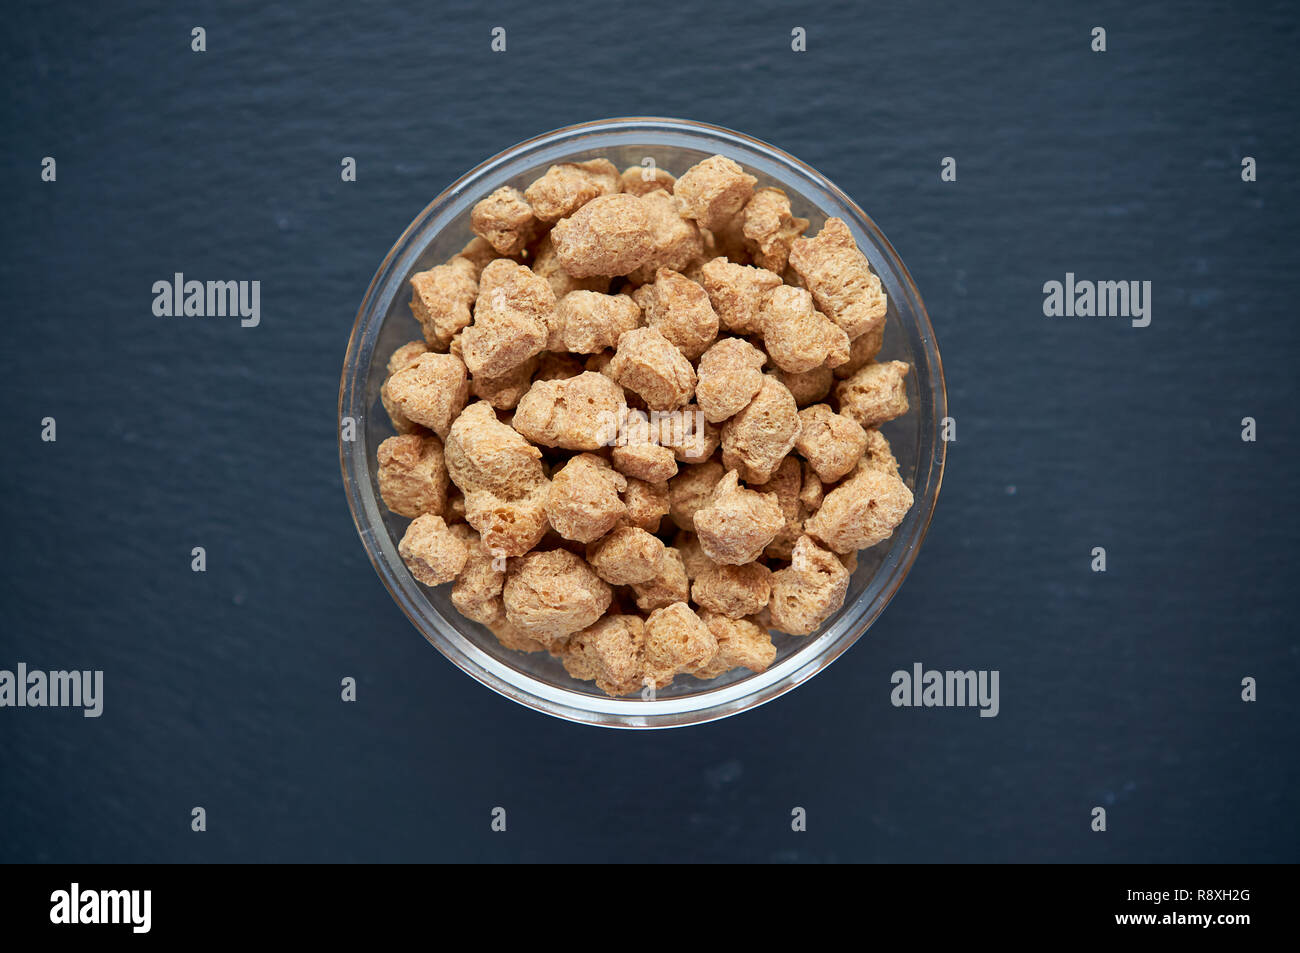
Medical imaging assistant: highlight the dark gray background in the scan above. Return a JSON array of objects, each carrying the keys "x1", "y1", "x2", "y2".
[{"x1": 1, "y1": 0, "x2": 1296, "y2": 862}]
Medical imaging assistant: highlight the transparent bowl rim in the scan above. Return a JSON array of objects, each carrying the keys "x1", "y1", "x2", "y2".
[{"x1": 339, "y1": 116, "x2": 947, "y2": 729}]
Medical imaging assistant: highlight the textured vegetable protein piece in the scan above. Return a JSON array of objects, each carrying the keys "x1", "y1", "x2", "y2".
[
  {"x1": 834, "y1": 359, "x2": 911, "y2": 428},
  {"x1": 767, "y1": 535, "x2": 851, "y2": 636},
  {"x1": 632, "y1": 268, "x2": 720, "y2": 361},
  {"x1": 606, "y1": 325, "x2": 697, "y2": 411},
  {"x1": 692, "y1": 469, "x2": 785, "y2": 565},
  {"x1": 642, "y1": 601, "x2": 718, "y2": 688},
  {"x1": 695, "y1": 336, "x2": 766, "y2": 424},
  {"x1": 673, "y1": 530, "x2": 717, "y2": 580},
  {"x1": 529, "y1": 233, "x2": 611, "y2": 300},
  {"x1": 771, "y1": 365, "x2": 835, "y2": 408},
  {"x1": 834, "y1": 321, "x2": 885, "y2": 379},
  {"x1": 376, "y1": 433, "x2": 449, "y2": 519},
  {"x1": 551, "y1": 193, "x2": 655, "y2": 278},
  {"x1": 586, "y1": 524, "x2": 667, "y2": 585},
  {"x1": 381, "y1": 339, "x2": 431, "y2": 433},
  {"x1": 621, "y1": 477, "x2": 671, "y2": 532},
  {"x1": 384, "y1": 352, "x2": 471, "y2": 439},
  {"x1": 627, "y1": 189, "x2": 706, "y2": 284},
  {"x1": 471, "y1": 186, "x2": 539, "y2": 256},
  {"x1": 667, "y1": 459, "x2": 725, "y2": 532},
  {"x1": 553, "y1": 290, "x2": 641, "y2": 353},
  {"x1": 502, "y1": 548, "x2": 613, "y2": 645},
  {"x1": 674, "y1": 155, "x2": 758, "y2": 231},
  {"x1": 629, "y1": 546, "x2": 689, "y2": 613},
  {"x1": 461, "y1": 259, "x2": 553, "y2": 379},
  {"x1": 398, "y1": 514, "x2": 469, "y2": 587},
  {"x1": 409, "y1": 256, "x2": 478, "y2": 350},
  {"x1": 720, "y1": 374, "x2": 802, "y2": 483},
  {"x1": 562, "y1": 614, "x2": 647, "y2": 696},
  {"x1": 698, "y1": 257, "x2": 783, "y2": 335},
  {"x1": 755, "y1": 456, "x2": 807, "y2": 561},
  {"x1": 524, "y1": 158, "x2": 620, "y2": 223},
  {"x1": 788, "y1": 217, "x2": 888, "y2": 340},
  {"x1": 444, "y1": 401, "x2": 550, "y2": 556},
  {"x1": 741, "y1": 187, "x2": 809, "y2": 274},
  {"x1": 794, "y1": 403, "x2": 870, "y2": 482},
  {"x1": 512, "y1": 371, "x2": 626, "y2": 450},
  {"x1": 545, "y1": 453, "x2": 627, "y2": 543},
  {"x1": 693, "y1": 612, "x2": 777, "y2": 679},
  {"x1": 804, "y1": 460, "x2": 914, "y2": 553},
  {"x1": 691, "y1": 561, "x2": 772, "y2": 619},
  {"x1": 759, "y1": 284, "x2": 851, "y2": 374},
  {"x1": 620, "y1": 164, "x2": 676, "y2": 197}
]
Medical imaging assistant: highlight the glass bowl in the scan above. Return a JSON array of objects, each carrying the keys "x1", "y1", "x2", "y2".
[{"x1": 339, "y1": 117, "x2": 946, "y2": 728}]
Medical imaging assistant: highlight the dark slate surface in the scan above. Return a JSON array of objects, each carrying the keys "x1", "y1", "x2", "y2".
[{"x1": 0, "y1": 0, "x2": 1296, "y2": 863}]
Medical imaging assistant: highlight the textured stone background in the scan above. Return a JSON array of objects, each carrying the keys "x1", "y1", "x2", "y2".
[{"x1": 0, "y1": 0, "x2": 1296, "y2": 861}]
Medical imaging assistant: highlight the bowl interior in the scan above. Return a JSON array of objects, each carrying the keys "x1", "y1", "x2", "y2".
[{"x1": 342, "y1": 120, "x2": 944, "y2": 726}]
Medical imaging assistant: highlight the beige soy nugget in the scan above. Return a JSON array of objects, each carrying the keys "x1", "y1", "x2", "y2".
[
  {"x1": 673, "y1": 531, "x2": 716, "y2": 580},
  {"x1": 667, "y1": 459, "x2": 725, "y2": 532},
  {"x1": 381, "y1": 340, "x2": 430, "y2": 433},
  {"x1": 620, "y1": 164, "x2": 676, "y2": 197},
  {"x1": 642, "y1": 602, "x2": 718, "y2": 689},
  {"x1": 695, "y1": 337, "x2": 766, "y2": 424},
  {"x1": 630, "y1": 547, "x2": 689, "y2": 613},
  {"x1": 384, "y1": 352, "x2": 470, "y2": 439},
  {"x1": 760, "y1": 285, "x2": 850, "y2": 374},
  {"x1": 529, "y1": 233, "x2": 611, "y2": 300},
  {"x1": 446, "y1": 523, "x2": 545, "y2": 653},
  {"x1": 720, "y1": 375, "x2": 801, "y2": 483},
  {"x1": 669, "y1": 405, "x2": 719, "y2": 464},
  {"x1": 691, "y1": 562, "x2": 772, "y2": 619},
  {"x1": 698, "y1": 257, "x2": 783, "y2": 335},
  {"x1": 586, "y1": 524, "x2": 666, "y2": 585},
  {"x1": 376, "y1": 433, "x2": 449, "y2": 519},
  {"x1": 834, "y1": 322, "x2": 885, "y2": 379},
  {"x1": 804, "y1": 460, "x2": 914, "y2": 553},
  {"x1": 444, "y1": 401, "x2": 550, "y2": 557},
  {"x1": 861, "y1": 427, "x2": 901, "y2": 476},
  {"x1": 461, "y1": 259, "x2": 553, "y2": 379},
  {"x1": 794, "y1": 403, "x2": 870, "y2": 483},
  {"x1": 524, "y1": 158, "x2": 620, "y2": 223},
  {"x1": 607, "y1": 326, "x2": 697, "y2": 411},
  {"x1": 742, "y1": 187, "x2": 809, "y2": 274},
  {"x1": 632, "y1": 268, "x2": 719, "y2": 360},
  {"x1": 398, "y1": 514, "x2": 468, "y2": 587},
  {"x1": 535, "y1": 351, "x2": 585, "y2": 381},
  {"x1": 409, "y1": 256, "x2": 478, "y2": 350},
  {"x1": 693, "y1": 612, "x2": 777, "y2": 679},
  {"x1": 563, "y1": 614, "x2": 646, "y2": 696},
  {"x1": 554, "y1": 290, "x2": 641, "y2": 353},
  {"x1": 471, "y1": 353, "x2": 539, "y2": 411},
  {"x1": 470, "y1": 186, "x2": 539, "y2": 256},
  {"x1": 767, "y1": 535, "x2": 850, "y2": 635},
  {"x1": 788, "y1": 217, "x2": 887, "y2": 340},
  {"x1": 772, "y1": 365, "x2": 834, "y2": 408},
  {"x1": 545, "y1": 453, "x2": 627, "y2": 543},
  {"x1": 622, "y1": 478, "x2": 670, "y2": 532},
  {"x1": 551, "y1": 193, "x2": 654, "y2": 278},
  {"x1": 755, "y1": 456, "x2": 806, "y2": 561},
  {"x1": 674, "y1": 155, "x2": 757, "y2": 231},
  {"x1": 628, "y1": 190, "x2": 705, "y2": 284},
  {"x1": 513, "y1": 371, "x2": 626, "y2": 451},
  {"x1": 449, "y1": 526, "x2": 507, "y2": 618},
  {"x1": 612, "y1": 429, "x2": 679, "y2": 484},
  {"x1": 502, "y1": 549, "x2": 613, "y2": 644},
  {"x1": 693, "y1": 470, "x2": 784, "y2": 565},
  {"x1": 835, "y1": 359, "x2": 910, "y2": 428}
]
